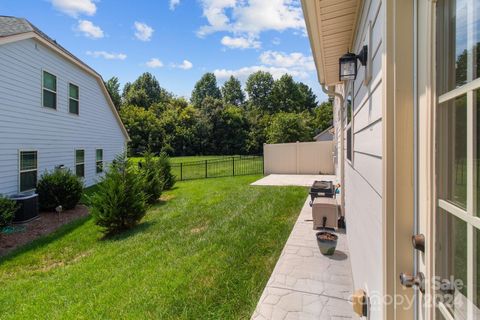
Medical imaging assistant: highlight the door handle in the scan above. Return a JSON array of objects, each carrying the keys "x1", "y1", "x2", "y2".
[
  {"x1": 399, "y1": 272, "x2": 425, "y2": 293},
  {"x1": 412, "y1": 234, "x2": 425, "y2": 252}
]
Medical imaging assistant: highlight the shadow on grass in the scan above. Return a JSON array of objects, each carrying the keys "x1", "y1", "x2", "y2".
[
  {"x1": 0, "y1": 215, "x2": 92, "y2": 265},
  {"x1": 100, "y1": 220, "x2": 154, "y2": 242}
]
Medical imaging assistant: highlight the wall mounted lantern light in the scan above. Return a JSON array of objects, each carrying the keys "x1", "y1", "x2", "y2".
[{"x1": 339, "y1": 45, "x2": 368, "y2": 81}]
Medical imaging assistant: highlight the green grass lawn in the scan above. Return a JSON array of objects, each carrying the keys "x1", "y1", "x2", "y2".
[{"x1": 0, "y1": 175, "x2": 306, "y2": 319}]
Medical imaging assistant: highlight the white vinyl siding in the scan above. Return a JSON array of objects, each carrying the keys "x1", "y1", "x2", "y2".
[
  {"x1": 0, "y1": 38, "x2": 127, "y2": 194},
  {"x1": 336, "y1": 0, "x2": 384, "y2": 319}
]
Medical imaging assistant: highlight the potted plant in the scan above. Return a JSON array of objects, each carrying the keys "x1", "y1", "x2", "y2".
[{"x1": 316, "y1": 230, "x2": 338, "y2": 255}]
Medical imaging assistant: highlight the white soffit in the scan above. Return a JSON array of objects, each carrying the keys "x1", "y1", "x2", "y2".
[{"x1": 301, "y1": 0, "x2": 362, "y2": 86}]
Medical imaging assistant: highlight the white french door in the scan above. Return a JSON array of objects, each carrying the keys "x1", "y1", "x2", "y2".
[{"x1": 435, "y1": 0, "x2": 480, "y2": 319}]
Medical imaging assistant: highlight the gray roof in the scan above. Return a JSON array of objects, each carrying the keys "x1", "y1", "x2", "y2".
[
  {"x1": 0, "y1": 16, "x2": 98, "y2": 76},
  {"x1": 0, "y1": 16, "x2": 35, "y2": 37}
]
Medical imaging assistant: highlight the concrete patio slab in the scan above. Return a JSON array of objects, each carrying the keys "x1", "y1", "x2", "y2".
[
  {"x1": 252, "y1": 196, "x2": 357, "y2": 320},
  {"x1": 251, "y1": 174, "x2": 338, "y2": 187}
]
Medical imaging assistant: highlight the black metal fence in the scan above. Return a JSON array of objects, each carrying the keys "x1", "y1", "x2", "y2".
[{"x1": 171, "y1": 156, "x2": 263, "y2": 181}]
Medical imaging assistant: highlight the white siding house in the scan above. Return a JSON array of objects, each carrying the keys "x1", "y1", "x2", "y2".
[
  {"x1": 304, "y1": 0, "x2": 480, "y2": 318},
  {"x1": 0, "y1": 16, "x2": 129, "y2": 195}
]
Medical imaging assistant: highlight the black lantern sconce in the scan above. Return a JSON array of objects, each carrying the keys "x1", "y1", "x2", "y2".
[{"x1": 339, "y1": 45, "x2": 368, "y2": 81}]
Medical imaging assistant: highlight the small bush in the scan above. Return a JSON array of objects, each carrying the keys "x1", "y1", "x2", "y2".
[
  {"x1": 37, "y1": 169, "x2": 84, "y2": 211},
  {"x1": 89, "y1": 154, "x2": 147, "y2": 235},
  {"x1": 0, "y1": 196, "x2": 17, "y2": 228},
  {"x1": 140, "y1": 151, "x2": 164, "y2": 204},
  {"x1": 158, "y1": 153, "x2": 176, "y2": 190}
]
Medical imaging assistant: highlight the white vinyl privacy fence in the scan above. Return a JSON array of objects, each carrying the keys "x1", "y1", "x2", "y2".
[{"x1": 263, "y1": 141, "x2": 334, "y2": 175}]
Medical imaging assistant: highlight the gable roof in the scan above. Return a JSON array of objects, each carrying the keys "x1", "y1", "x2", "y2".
[
  {"x1": 313, "y1": 125, "x2": 334, "y2": 140},
  {"x1": 0, "y1": 16, "x2": 130, "y2": 141}
]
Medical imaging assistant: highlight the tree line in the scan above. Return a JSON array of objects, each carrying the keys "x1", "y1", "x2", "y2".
[{"x1": 105, "y1": 71, "x2": 333, "y2": 156}]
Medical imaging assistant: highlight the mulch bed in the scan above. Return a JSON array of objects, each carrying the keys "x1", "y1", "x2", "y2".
[{"x1": 0, "y1": 205, "x2": 89, "y2": 257}]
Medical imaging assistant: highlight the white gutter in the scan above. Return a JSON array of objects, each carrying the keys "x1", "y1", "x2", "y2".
[{"x1": 322, "y1": 85, "x2": 345, "y2": 215}]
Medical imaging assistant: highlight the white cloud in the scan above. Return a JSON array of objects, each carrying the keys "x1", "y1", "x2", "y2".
[
  {"x1": 146, "y1": 58, "x2": 164, "y2": 68},
  {"x1": 51, "y1": 0, "x2": 96, "y2": 17},
  {"x1": 76, "y1": 20, "x2": 104, "y2": 39},
  {"x1": 197, "y1": 0, "x2": 305, "y2": 36},
  {"x1": 214, "y1": 50, "x2": 315, "y2": 82},
  {"x1": 173, "y1": 60, "x2": 193, "y2": 70},
  {"x1": 86, "y1": 51, "x2": 127, "y2": 60},
  {"x1": 134, "y1": 22, "x2": 154, "y2": 41},
  {"x1": 221, "y1": 35, "x2": 260, "y2": 49},
  {"x1": 259, "y1": 51, "x2": 315, "y2": 70},
  {"x1": 170, "y1": 0, "x2": 181, "y2": 10}
]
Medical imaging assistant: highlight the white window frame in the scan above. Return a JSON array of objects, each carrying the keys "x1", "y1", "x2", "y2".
[
  {"x1": 68, "y1": 82, "x2": 80, "y2": 115},
  {"x1": 96, "y1": 149, "x2": 103, "y2": 174},
  {"x1": 75, "y1": 149, "x2": 85, "y2": 178},
  {"x1": 18, "y1": 150, "x2": 38, "y2": 193},
  {"x1": 42, "y1": 69, "x2": 57, "y2": 110}
]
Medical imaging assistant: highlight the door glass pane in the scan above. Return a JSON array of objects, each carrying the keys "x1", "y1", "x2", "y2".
[
  {"x1": 476, "y1": 90, "x2": 480, "y2": 216},
  {"x1": 440, "y1": 95, "x2": 467, "y2": 209},
  {"x1": 439, "y1": 0, "x2": 479, "y2": 92},
  {"x1": 436, "y1": 210, "x2": 468, "y2": 316}
]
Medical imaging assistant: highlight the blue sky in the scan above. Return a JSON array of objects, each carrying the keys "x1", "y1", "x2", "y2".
[{"x1": 1, "y1": 0, "x2": 327, "y2": 101}]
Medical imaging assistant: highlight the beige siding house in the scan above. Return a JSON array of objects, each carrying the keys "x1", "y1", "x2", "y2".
[{"x1": 302, "y1": 0, "x2": 479, "y2": 319}]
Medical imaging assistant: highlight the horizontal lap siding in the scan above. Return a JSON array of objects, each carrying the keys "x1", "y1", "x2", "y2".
[
  {"x1": 0, "y1": 38, "x2": 126, "y2": 195},
  {"x1": 344, "y1": 0, "x2": 384, "y2": 319}
]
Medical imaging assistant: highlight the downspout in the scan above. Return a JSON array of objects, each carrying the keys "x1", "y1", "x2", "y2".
[{"x1": 322, "y1": 85, "x2": 345, "y2": 215}]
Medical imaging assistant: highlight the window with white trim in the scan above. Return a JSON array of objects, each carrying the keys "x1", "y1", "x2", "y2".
[
  {"x1": 75, "y1": 149, "x2": 85, "y2": 178},
  {"x1": 42, "y1": 71, "x2": 57, "y2": 109},
  {"x1": 19, "y1": 151, "x2": 37, "y2": 192},
  {"x1": 69, "y1": 83, "x2": 79, "y2": 115},
  {"x1": 96, "y1": 149, "x2": 103, "y2": 173}
]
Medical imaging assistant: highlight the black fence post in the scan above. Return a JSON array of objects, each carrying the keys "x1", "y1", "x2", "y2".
[
  {"x1": 180, "y1": 162, "x2": 183, "y2": 181},
  {"x1": 232, "y1": 157, "x2": 235, "y2": 176},
  {"x1": 205, "y1": 160, "x2": 208, "y2": 178}
]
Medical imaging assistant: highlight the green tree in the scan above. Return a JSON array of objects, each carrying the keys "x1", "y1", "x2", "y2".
[
  {"x1": 104, "y1": 77, "x2": 122, "y2": 110},
  {"x1": 191, "y1": 72, "x2": 222, "y2": 108},
  {"x1": 310, "y1": 101, "x2": 333, "y2": 135},
  {"x1": 119, "y1": 105, "x2": 164, "y2": 155},
  {"x1": 297, "y1": 82, "x2": 318, "y2": 111},
  {"x1": 245, "y1": 71, "x2": 274, "y2": 111},
  {"x1": 122, "y1": 72, "x2": 171, "y2": 109},
  {"x1": 221, "y1": 76, "x2": 245, "y2": 106},
  {"x1": 270, "y1": 74, "x2": 303, "y2": 112},
  {"x1": 213, "y1": 105, "x2": 249, "y2": 154},
  {"x1": 266, "y1": 112, "x2": 313, "y2": 144}
]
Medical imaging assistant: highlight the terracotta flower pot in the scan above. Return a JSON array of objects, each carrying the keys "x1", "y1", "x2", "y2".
[{"x1": 316, "y1": 231, "x2": 338, "y2": 255}]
